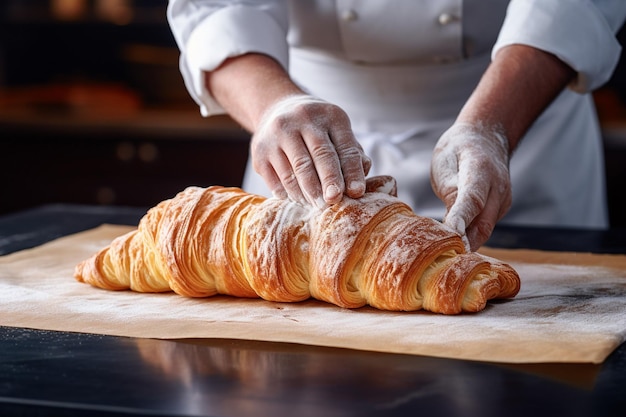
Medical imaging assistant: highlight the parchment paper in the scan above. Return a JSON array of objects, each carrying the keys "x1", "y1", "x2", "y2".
[{"x1": 1, "y1": 224, "x2": 625, "y2": 364}]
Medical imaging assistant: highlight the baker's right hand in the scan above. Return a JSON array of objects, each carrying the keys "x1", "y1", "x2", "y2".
[{"x1": 251, "y1": 94, "x2": 371, "y2": 208}]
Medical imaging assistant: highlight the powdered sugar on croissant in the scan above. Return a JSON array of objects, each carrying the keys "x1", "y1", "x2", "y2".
[{"x1": 74, "y1": 176, "x2": 520, "y2": 314}]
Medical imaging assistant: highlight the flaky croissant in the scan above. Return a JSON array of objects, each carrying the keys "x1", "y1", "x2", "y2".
[{"x1": 74, "y1": 176, "x2": 520, "y2": 314}]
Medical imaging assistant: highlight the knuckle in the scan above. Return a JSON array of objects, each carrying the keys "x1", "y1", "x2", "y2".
[
  {"x1": 251, "y1": 157, "x2": 271, "y2": 175},
  {"x1": 258, "y1": 114, "x2": 297, "y2": 140},
  {"x1": 335, "y1": 143, "x2": 362, "y2": 160},
  {"x1": 278, "y1": 170, "x2": 299, "y2": 189},
  {"x1": 290, "y1": 154, "x2": 315, "y2": 175},
  {"x1": 272, "y1": 113, "x2": 295, "y2": 132},
  {"x1": 442, "y1": 190, "x2": 459, "y2": 208},
  {"x1": 336, "y1": 146, "x2": 368, "y2": 175},
  {"x1": 250, "y1": 131, "x2": 278, "y2": 155},
  {"x1": 310, "y1": 144, "x2": 340, "y2": 167},
  {"x1": 303, "y1": 102, "x2": 349, "y2": 126},
  {"x1": 291, "y1": 102, "x2": 323, "y2": 121},
  {"x1": 250, "y1": 140, "x2": 267, "y2": 158}
]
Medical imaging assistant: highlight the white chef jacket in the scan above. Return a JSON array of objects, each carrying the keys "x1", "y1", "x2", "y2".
[{"x1": 167, "y1": 0, "x2": 626, "y2": 229}]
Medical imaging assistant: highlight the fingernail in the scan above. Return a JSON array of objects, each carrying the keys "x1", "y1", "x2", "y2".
[
  {"x1": 349, "y1": 181, "x2": 365, "y2": 195},
  {"x1": 325, "y1": 184, "x2": 341, "y2": 201}
]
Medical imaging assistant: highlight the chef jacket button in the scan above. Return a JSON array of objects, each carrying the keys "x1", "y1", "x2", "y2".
[
  {"x1": 438, "y1": 13, "x2": 457, "y2": 25},
  {"x1": 341, "y1": 9, "x2": 358, "y2": 22}
]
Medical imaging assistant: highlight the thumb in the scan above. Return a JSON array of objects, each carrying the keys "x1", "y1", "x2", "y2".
[
  {"x1": 443, "y1": 209, "x2": 470, "y2": 248},
  {"x1": 443, "y1": 189, "x2": 482, "y2": 251}
]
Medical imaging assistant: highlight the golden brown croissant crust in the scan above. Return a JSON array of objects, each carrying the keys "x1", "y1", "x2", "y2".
[{"x1": 74, "y1": 177, "x2": 520, "y2": 314}]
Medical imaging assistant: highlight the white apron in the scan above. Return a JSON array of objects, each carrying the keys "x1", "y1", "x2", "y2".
[{"x1": 242, "y1": 0, "x2": 609, "y2": 229}]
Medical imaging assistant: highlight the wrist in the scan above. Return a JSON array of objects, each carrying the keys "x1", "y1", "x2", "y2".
[
  {"x1": 206, "y1": 53, "x2": 305, "y2": 131},
  {"x1": 449, "y1": 121, "x2": 510, "y2": 159},
  {"x1": 253, "y1": 93, "x2": 318, "y2": 132},
  {"x1": 456, "y1": 44, "x2": 574, "y2": 154}
]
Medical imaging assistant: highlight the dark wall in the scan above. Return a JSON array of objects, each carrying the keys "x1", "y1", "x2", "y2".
[
  {"x1": 0, "y1": 1, "x2": 251, "y2": 216},
  {"x1": 1, "y1": 124, "x2": 250, "y2": 215}
]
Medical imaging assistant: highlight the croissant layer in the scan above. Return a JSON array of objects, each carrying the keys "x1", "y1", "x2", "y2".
[{"x1": 74, "y1": 180, "x2": 520, "y2": 314}]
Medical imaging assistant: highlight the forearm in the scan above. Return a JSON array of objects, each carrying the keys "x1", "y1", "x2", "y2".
[
  {"x1": 457, "y1": 44, "x2": 576, "y2": 152},
  {"x1": 433, "y1": 44, "x2": 576, "y2": 250},
  {"x1": 205, "y1": 53, "x2": 305, "y2": 132}
]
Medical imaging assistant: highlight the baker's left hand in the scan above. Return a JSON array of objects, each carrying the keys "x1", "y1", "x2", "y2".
[{"x1": 430, "y1": 122, "x2": 512, "y2": 251}]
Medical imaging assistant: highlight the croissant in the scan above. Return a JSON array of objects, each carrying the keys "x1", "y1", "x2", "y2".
[{"x1": 74, "y1": 176, "x2": 520, "y2": 314}]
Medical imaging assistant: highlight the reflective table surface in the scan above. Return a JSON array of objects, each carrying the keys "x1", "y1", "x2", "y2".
[{"x1": 1, "y1": 204, "x2": 625, "y2": 417}]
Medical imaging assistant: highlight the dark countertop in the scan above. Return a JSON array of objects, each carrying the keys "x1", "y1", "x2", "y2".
[{"x1": 1, "y1": 204, "x2": 625, "y2": 417}]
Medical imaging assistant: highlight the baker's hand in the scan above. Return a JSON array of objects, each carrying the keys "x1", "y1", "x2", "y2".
[
  {"x1": 251, "y1": 94, "x2": 371, "y2": 208},
  {"x1": 430, "y1": 123, "x2": 512, "y2": 251}
]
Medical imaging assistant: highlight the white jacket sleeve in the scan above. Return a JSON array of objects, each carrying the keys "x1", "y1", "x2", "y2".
[
  {"x1": 167, "y1": 0, "x2": 290, "y2": 116},
  {"x1": 492, "y1": 0, "x2": 626, "y2": 93}
]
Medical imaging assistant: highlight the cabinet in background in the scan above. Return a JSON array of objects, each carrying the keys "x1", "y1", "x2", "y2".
[{"x1": 1, "y1": 112, "x2": 250, "y2": 215}]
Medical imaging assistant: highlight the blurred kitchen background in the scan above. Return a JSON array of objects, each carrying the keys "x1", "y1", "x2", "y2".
[{"x1": 1, "y1": 0, "x2": 625, "y2": 228}]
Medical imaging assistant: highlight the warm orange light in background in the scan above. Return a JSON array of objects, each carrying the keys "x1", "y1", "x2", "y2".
[
  {"x1": 50, "y1": 0, "x2": 87, "y2": 21},
  {"x1": 95, "y1": 0, "x2": 133, "y2": 25},
  {"x1": 51, "y1": 0, "x2": 133, "y2": 24}
]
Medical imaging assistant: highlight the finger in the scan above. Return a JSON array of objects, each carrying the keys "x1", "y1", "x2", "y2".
[
  {"x1": 466, "y1": 181, "x2": 512, "y2": 251},
  {"x1": 465, "y1": 189, "x2": 502, "y2": 251},
  {"x1": 333, "y1": 133, "x2": 367, "y2": 199},
  {"x1": 497, "y1": 186, "x2": 513, "y2": 221},
  {"x1": 301, "y1": 129, "x2": 344, "y2": 206},
  {"x1": 251, "y1": 145, "x2": 288, "y2": 200},
  {"x1": 269, "y1": 149, "x2": 308, "y2": 205},
  {"x1": 262, "y1": 165, "x2": 288, "y2": 200},
  {"x1": 443, "y1": 171, "x2": 489, "y2": 236},
  {"x1": 252, "y1": 127, "x2": 322, "y2": 206},
  {"x1": 362, "y1": 153, "x2": 372, "y2": 177},
  {"x1": 430, "y1": 150, "x2": 459, "y2": 209},
  {"x1": 365, "y1": 175, "x2": 397, "y2": 196}
]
